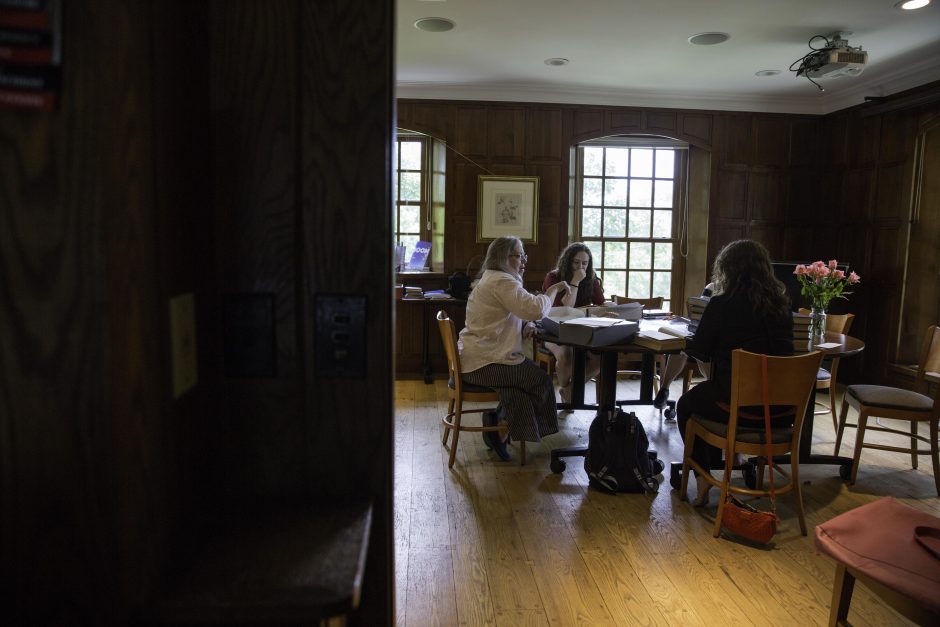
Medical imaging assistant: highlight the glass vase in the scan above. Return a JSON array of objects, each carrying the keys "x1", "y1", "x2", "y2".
[{"x1": 809, "y1": 306, "x2": 827, "y2": 347}]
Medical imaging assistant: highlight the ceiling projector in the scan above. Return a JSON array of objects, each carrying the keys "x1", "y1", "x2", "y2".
[{"x1": 793, "y1": 32, "x2": 868, "y2": 83}]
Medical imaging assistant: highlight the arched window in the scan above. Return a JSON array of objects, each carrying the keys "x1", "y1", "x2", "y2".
[{"x1": 573, "y1": 136, "x2": 688, "y2": 311}]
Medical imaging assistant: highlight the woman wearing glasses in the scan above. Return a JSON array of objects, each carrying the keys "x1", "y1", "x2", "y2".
[
  {"x1": 541, "y1": 242, "x2": 606, "y2": 405},
  {"x1": 459, "y1": 237, "x2": 570, "y2": 461}
]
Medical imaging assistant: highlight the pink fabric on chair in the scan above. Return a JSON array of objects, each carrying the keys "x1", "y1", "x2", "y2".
[{"x1": 815, "y1": 497, "x2": 940, "y2": 613}]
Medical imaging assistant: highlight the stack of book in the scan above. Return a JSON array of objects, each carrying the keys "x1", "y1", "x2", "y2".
[
  {"x1": 792, "y1": 312, "x2": 812, "y2": 352},
  {"x1": 402, "y1": 286, "x2": 424, "y2": 300},
  {"x1": 687, "y1": 295, "x2": 709, "y2": 331},
  {"x1": 633, "y1": 328, "x2": 687, "y2": 352}
]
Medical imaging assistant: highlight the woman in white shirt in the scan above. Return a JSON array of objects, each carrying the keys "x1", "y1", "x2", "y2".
[{"x1": 459, "y1": 237, "x2": 570, "y2": 461}]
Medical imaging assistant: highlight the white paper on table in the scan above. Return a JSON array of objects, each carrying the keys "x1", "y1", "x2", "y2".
[{"x1": 814, "y1": 342, "x2": 842, "y2": 349}]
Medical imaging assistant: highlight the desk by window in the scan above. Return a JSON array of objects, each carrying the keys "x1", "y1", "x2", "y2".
[{"x1": 398, "y1": 296, "x2": 466, "y2": 383}]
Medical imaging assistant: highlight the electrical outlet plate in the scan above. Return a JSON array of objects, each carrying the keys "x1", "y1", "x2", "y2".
[{"x1": 315, "y1": 294, "x2": 367, "y2": 378}]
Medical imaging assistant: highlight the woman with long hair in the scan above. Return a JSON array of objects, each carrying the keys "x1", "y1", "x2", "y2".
[
  {"x1": 459, "y1": 237, "x2": 570, "y2": 461},
  {"x1": 676, "y1": 239, "x2": 794, "y2": 505},
  {"x1": 541, "y1": 242, "x2": 606, "y2": 404}
]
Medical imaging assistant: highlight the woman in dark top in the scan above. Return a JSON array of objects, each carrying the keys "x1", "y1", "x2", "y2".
[
  {"x1": 541, "y1": 242, "x2": 606, "y2": 403},
  {"x1": 677, "y1": 239, "x2": 794, "y2": 505}
]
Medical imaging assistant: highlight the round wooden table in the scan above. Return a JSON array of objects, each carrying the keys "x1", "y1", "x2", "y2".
[{"x1": 794, "y1": 331, "x2": 866, "y2": 476}]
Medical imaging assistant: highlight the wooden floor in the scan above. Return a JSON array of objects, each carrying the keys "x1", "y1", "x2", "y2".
[{"x1": 394, "y1": 378, "x2": 939, "y2": 627}]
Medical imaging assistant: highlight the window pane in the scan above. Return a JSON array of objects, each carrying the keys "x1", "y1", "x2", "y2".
[
  {"x1": 583, "y1": 147, "x2": 604, "y2": 176},
  {"x1": 604, "y1": 179, "x2": 627, "y2": 207},
  {"x1": 602, "y1": 271, "x2": 626, "y2": 299},
  {"x1": 400, "y1": 205, "x2": 420, "y2": 233},
  {"x1": 630, "y1": 148, "x2": 653, "y2": 177},
  {"x1": 653, "y1": 271, "x2": 671, "y2": 299},
  {"x1": 583, "y1": 177, "x2": 602, "y2": 205},
  {"x1": 605, "y1": 147, "x2": 629, "y2": 176},
  {"x1": 628, "y1": 209, "x2": 651, "y2": 238},
  {"x1": 653, "y1": 242, "x2": 673, "y2": 269},
  {"x1": 583, "y1": 240, "x2": 603, "y2": 264},
  {"x1": 629, "y1": 179, "x2": 652, "y2": 207},
  {"x1": 628, "y1": 271, "x2": 650, "y2": 298},
  {"x1": 603, "y1": 208, "x2": 626, "y2": 237},
  {"x1": 630, "y1": 242, "x2": 652, "y2": 269},
  {"x1": 400, "y1": 172, "x2": 421, "y2": 201},
  {"x1": 655, "y1": 149, "x2": 675, "y2": 178},
  {"x1": 604, "y1": 241, "x2": 627, "y2": 269},
  {"x1": 652, "y1": 209, "x2": 672, "y2": 238},
  {"x1": 401, "y1": 234, "x2": 419, "y2": 256},
  {"x1": 653, "y1": 179, "x2": 674, "y2": 208},
  {"x1": 400, "y1": 141, "x2": 422, "y2": 170},
  {"x1": 581, "y1": 208, "x2": 602, "y2": 237}
]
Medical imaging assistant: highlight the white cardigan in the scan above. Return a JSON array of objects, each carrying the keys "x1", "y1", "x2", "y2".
[{"x1": 458, "y1": 270, "x2": 553, "y2": 374}]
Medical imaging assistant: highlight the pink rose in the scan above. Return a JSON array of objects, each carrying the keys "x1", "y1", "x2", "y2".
[
  {"x1": 794, "y1": 264, "x2": 807, "y2": 275},
  {"x1": 848, "y1": 271, "x2": 860, "y2": 284},
  {"x1": 832, "y1": 269, "x2": 844, "y2": 280},
  {"x1": 828, "y1": 259, "x2": 838, "y2": 270}
]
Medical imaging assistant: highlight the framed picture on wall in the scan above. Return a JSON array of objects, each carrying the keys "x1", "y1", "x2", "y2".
[{"x1": 476, "y1": 175, "x2": 539, "y2": 243}]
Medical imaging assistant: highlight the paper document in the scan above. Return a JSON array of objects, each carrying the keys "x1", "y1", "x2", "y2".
[
  {"x1": 814, "y1": 342, "x2": 842, "y2": 349},
  {"x1": 563, "y1": 317, "x2": 627, "y2": 327},
  {"x1": 658, "y1": 324, "x2": 693, "y2": 338}
]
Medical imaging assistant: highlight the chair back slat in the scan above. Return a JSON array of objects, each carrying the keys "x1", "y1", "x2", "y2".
[
  {"x1": 919, "y1": 325, "x2": 940, "y2": 387},
  {"x1": 614, "y1": 295, "x2": 663, "y2": 309},
  {"x1": 436, "y1": 310, "x2": 461, "y2": 384},
  {"x1": 727, "y1": 350, "x2": 824, "y2": 435}
]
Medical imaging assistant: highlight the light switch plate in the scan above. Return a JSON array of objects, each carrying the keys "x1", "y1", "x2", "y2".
[{"x1": 169, "y1": 293, "x2": 198, "y2": 399}]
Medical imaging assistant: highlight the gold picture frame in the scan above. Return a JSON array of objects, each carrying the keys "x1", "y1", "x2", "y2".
[{"x1": 476, "y1": 175, "x2": 539, "y2": 243}]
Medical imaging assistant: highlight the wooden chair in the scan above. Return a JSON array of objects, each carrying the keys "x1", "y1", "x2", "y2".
[
  {"x1": 835, "y1": 324, "x2": 940, "y2": 495},
  {"x1": 532, "y1": 336, "x2": 556, "y2": 377},
  {"x1": 680, "y1": 349, "x2": 823, "y2": 537},
  {"x1": 436, "y1": 311, "x2": 525, "y2": 468},
  {"x1": 799, "y1": 308, "x2": 856, "y2": 431}
]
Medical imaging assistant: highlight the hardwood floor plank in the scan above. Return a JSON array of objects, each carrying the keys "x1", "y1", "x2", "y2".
[
  {"x1": 451, "y1": 543, "x2": 497, "y2": 626},
  {"x1": 405, "y1": 547, "x2": 458, "y2": 627}
]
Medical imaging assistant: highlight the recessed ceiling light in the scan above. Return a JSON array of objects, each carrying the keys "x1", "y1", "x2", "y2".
[
  {"x1": 755, "y1": 70, "x2": 781, "y2": 77},
  {"x1": 895, "y1": 0, "x2": 930, "y2": 9},
  {"x1": 688, "y1": 32, "x2": 730, "y2": 45},
  {"x1": 544, "y1": 58, "x2": 569, "y2": 66},
  {"x1": 414, "y1": 17, "x2": 455, "y2": 32}
]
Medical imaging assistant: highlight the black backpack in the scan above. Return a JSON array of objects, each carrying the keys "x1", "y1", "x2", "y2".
[{"x1": 585, "y1": 409, "x2": 660, "y2": 493}]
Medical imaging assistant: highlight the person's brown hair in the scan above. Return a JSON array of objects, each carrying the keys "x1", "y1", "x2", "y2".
[
  {"x1": 553, "y1": 242, "x2": 597, "y2": 285},
  {"x1": 711, "y1": 239, "x2": 789, "y2": 317}
]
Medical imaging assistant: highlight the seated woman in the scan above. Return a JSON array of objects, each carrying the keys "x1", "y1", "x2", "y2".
[
  {"x1": 653, "y1": 282, "x2": 714, "y2": 411},
  {"x1": 676, "y1": 240, "x2": 794, "y2": 505},
  {"x1": 541, "y1": 242, "x2": 606, "y2": 404},
  {"x1": 459, "y1": 236, "x2": 570, "y2": 461}
]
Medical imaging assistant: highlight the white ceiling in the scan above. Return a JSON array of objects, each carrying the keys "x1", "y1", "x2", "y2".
[{"x1": 396, "y1": 0, "x2": 940, "y2": 115}]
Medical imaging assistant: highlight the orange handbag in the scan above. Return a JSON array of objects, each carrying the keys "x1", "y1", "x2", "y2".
[{"x1": 720, "y1": 354, "x2": 780, "y2": 544}]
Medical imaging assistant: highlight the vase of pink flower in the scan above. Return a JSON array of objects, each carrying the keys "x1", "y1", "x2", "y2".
[{"x1": 793, "y1": 260, "x2": 861, "y2": 343}]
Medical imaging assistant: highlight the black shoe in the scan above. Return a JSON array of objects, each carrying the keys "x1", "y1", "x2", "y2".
[
  {"x1": 653, "y1": 386, "x2": 670, "y2": 410},
  {"x1": 651, "y1": 458, "x2": 666, "y2": 476},
  {"x1": 481, "y1": 411, "x2": 497, "y2": 449},
  {"x1": 491, "y1": 434, "x2": 512, "y2": 462}
]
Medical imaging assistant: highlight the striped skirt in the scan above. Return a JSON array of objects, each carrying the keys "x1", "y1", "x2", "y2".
[{"x1": 462, "y1": 358, "x2": 558, "y2": 442}]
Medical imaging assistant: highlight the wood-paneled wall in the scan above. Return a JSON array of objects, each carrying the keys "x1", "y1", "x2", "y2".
[
  {"x1": 1, "y1": 1, "x2": 395, "y2": 623},
  {"x1": 397, "y1": 84, "x2": 940, "y2": 384}
]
